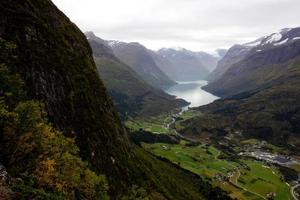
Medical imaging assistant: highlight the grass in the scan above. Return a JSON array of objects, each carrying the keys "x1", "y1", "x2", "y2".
[
  {"x1": 125, "y1": 114, "x2": 172, "y2": 134},
  {"x1": 174, "y1": 109, "x2": 202, "y2": 129},
  {"x1": 241, "y1": 139, "x2": 260, "y2": 145},
  {"x1": 143, "y1": 142, "x2": 293, "y2": 200},
  {"x1": 179, "y1": 109, "x2": 202, "y2": 120},
  {"x1": 290, "y1": 164, "x2": 300, "y2": 173},
  {"x1": 125, "y1": 119, "x2": 168, "y2": 134},
  {"x1": 125, "y1": 109, "x2": 202, "y2": 134},
  {"x1": 238, "y1": 160, "x2": 291, "y2": 200}
]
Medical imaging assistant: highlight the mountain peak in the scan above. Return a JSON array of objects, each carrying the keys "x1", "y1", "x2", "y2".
[{"x1": 85, "y1": 31, "x2": 97, "y2": 39}]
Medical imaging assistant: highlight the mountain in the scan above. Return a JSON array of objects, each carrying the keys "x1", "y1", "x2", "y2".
[
  {"x1": 215, "y1": 49, "x2": 228, "y2": 58},
  {"x1": 180, "y1": 60, "x2": 300, "y2": 147},
  {"x1": 0, "y1": 1, "x2": 230, "y2": 199},
  {"x1": 0, "y1": 0, "x2": 132, "y2": 195},
  {"x1": 107, "y1": 40, "x2": 176, "y2": 89},
  {"x1": 154, "y1": 48, "x2": 213, "y2": 81},
  {"x1": 181, "y1": 28, "x2": 300, "y2": 148},
  {"x1": 196, "y1": 51, "x2": 222, "y2": 72},
  {"x1": 86, "y1": 32, "x2": 187, "y2": 119},
  {"x1": 204, "y1": 27, "x2": 300, "y2": 97},
  {"x1": 207, "y1": 42, "x2": 261, "y2": 82}
]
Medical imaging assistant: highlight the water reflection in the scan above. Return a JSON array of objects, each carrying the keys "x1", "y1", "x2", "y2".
[{"x1": 165, "y1": 80, "x2": 219, "y2": 107}]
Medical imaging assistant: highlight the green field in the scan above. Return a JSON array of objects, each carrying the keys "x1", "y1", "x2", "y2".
[
  {"x1": 125, "y1": 114, "x2": 173, "y2": 134},
  {"x1": 237, "y1": 160, "x2": 291, "y2": 200},
  {"x1": 125, "y1": 109, "x2": 202, "y2": 134},
  {"x1": 143, "y1": 142, "x2": 292, "y2": 200}
]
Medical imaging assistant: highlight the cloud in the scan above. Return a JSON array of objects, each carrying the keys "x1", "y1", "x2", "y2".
[{"x1": 52, "y1": 0, "x2": 300, "y2": 51}]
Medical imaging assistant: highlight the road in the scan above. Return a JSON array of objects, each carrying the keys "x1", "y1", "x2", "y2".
[
  {"x1": 229, "y1": 169, "x2": 267, "y2": 200},
  {"x1": 163, "y1": 107, "x2": 285, "y2": 200},
  {"x1": 291, "y1": 184, "x2": 300, "y2": 200},
  {"x1": 213, "y1": 151, "x2": 267, "y2": 200}
]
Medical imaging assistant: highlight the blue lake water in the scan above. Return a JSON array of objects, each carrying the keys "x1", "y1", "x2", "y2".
[{"x1": 165, "y1": 80, "x2": 219, "y2": 107}]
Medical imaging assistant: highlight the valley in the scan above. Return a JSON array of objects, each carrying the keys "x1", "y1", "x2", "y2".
[
  {"x1": 130, "y1": 108, "x2": 300, "y2": 200},
  {"x1": 1, "y1": 1, "x2": 300, "y2": 199},
  {"x1": 126, "y1": 80, "x2": 300, "y2": 200}
]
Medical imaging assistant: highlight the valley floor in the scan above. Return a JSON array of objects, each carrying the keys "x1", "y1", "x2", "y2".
[{"x1": 126, "y1": 109, "x2": 300, "y2": 200}]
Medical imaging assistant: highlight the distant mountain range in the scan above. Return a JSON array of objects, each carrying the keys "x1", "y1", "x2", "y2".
[
  {"x1": 90, "y1": 35, "x2": 224, "y2": 84},
  {"x1": 85, "y1": 32, "x2": 226, "y2": 118},
  {"x1": 152, "y1": 48, "x2": 224, "y2": 81},
  {"x1": 86, "y1": 32, "x2": 187, "y2": 119},
  {"x1": 107, "y1": 39, "x2": 176, "y2": 89}
]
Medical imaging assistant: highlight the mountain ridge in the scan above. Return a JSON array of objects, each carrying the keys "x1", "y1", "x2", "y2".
[
  {"x1": 107, "y1": 39, "x2": 177, "y2": 89},
  {"x1": 204, "y1": 27, "x2": 300, "y2": 97}
]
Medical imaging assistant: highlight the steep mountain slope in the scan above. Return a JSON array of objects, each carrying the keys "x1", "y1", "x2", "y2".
[
  {"x1": 215, "y1": 49, "x2": 228, "y2": 58},
  {"x1": 207, "y1": 37, "x2": 267, "y2": 83},
  {"x1": 196, "y1": 51, "x2": 221, "y2": 72},
  {"x1": 155, "y1": 48, "x2": 212, "y2": 81},
  {"x1": 207, "y1": 44, "x2": 254, "y2": 82},
  {"x1": 0, "y1": 1, "x2": 231, "y2": 199},
  {"x1": 204, "y1": 27, "x2": 300, "y2": 97},
  {"x1": 108, "y1": 40, "x2": 176, "y2": 89},
  {"x1": 86, "y1": 32, "x2": 187, "y2": 119},
  {"x1": 0, "y1": 0, "x2": 132, "y2": 193},
  {"x1": 180, "y1": 59, "x2": 300, "y2": 147},
  {"x1": 180, "y1": 28, "x2": 300, "y2": 148}
]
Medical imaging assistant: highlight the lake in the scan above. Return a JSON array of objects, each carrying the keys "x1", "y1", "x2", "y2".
[{"x1": 165, "y1": 80, "x2": 219, "y2": 107}]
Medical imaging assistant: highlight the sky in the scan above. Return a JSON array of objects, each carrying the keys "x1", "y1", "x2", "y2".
[{"x1": 52, "y1": 0, "x2": 300, "y2": 52}]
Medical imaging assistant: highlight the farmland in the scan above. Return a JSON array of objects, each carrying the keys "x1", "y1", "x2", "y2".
[{"x1": 143, "y1": 142, "x2": 293, "y2": 200}]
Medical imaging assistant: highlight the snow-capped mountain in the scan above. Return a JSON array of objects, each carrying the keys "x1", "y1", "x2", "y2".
[
  {"x1": 204, "y1": 26, "x2": 300, "y2": 97},
  {"x1": 107, "y1": 40, "x2": 176, "y2": 89},
  {"x1": 208, "y1": 27, "x2": 300, "y2": 82},
  {"x1": 243, "y1": 28, "x2": 300, "y2": 50},
  {"x1": 153, "y1": 48, "x2": 221, "y2": 81}
]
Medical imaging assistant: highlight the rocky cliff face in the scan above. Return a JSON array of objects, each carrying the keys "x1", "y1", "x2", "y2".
[{"x1": 0, "y1": 0, "x2": 131, "y2": 192}]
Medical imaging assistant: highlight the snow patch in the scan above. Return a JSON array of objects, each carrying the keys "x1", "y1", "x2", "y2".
[
  {"x1": 107, "y1": 40, "x2": 121, "y2": 47},
  {"x1": 274, "y1": 38, "x2": 289, "y2": 46},
  {"x1": 244, "y1": 40, "x2": 261, "y2": 47},
  {"x1": 293, "y1": 37, "x2": 300, "y2": 41},
  {"x1": 256, "y1": 49, "x2": 262, "y2": 52},
  {"x1": 265, "y1": 33, "x2": 282, "y2": 44}
]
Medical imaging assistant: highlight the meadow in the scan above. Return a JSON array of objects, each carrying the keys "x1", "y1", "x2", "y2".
[{"x1": 143, "y1": 142, "x2": 293, "y2": 200}]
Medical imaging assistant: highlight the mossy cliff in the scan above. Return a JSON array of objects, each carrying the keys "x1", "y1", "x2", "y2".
[{"x1": 0, "y1": 0, "x2": 131, "y2": 193}]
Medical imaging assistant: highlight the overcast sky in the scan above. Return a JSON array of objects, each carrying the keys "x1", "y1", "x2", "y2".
[{"x1": 52, "y1": 0, "x2": 300, "y2": 52}]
